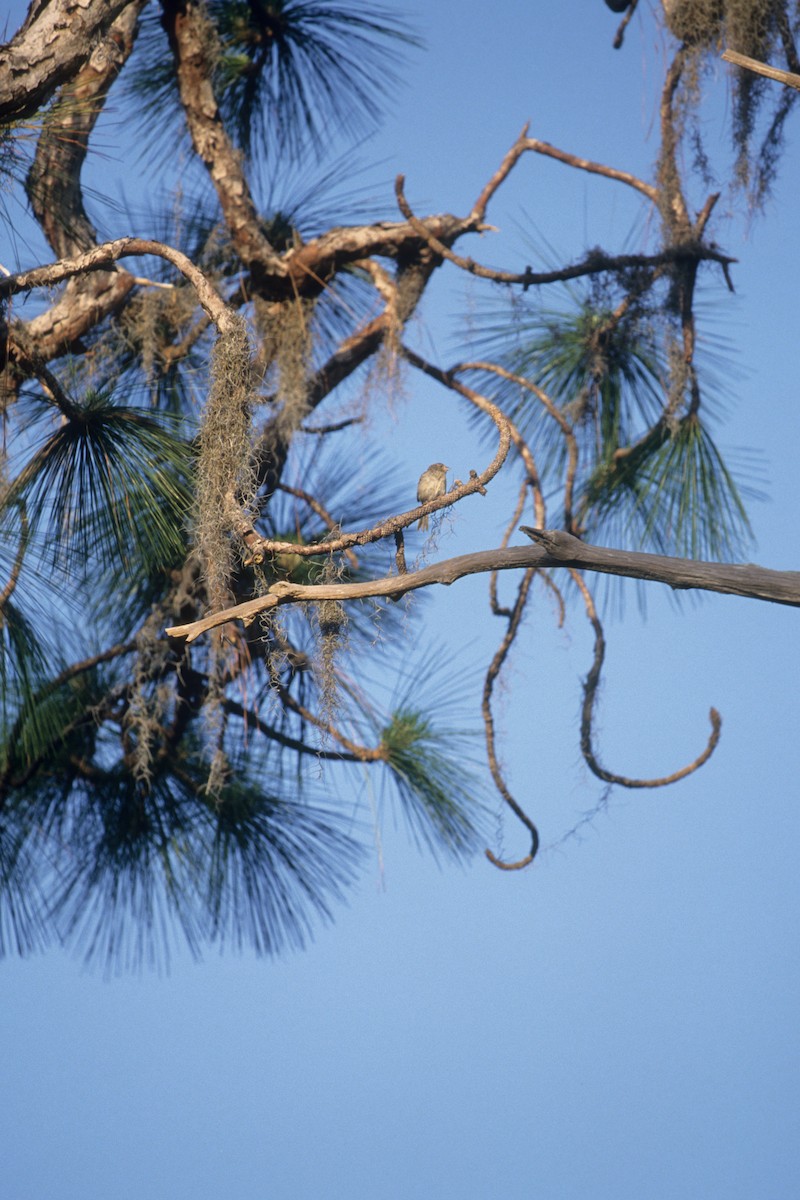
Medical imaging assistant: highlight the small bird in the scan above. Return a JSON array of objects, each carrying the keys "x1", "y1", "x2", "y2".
[{"x1": 416, "y1": 462, "x2": 449, "y2": 531}]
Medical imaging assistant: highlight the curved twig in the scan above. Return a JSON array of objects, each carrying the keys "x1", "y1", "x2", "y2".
[
  {"x1": 273, "y1": 679, "x2": 385, "y2": 762},
  {"x1": 481, "y1": 565, "x2": 540, "y2": 871},
  {"x1": 460, "y1": 361, "x2": 578, "y2": 531},
  {"x1": 491, "y1": 480, "x2": 534, "y2": 617},
  {"x1": 486, "y1": 833, "x2": 539, "y2": 872},
  {"x1": 275, "y1": 483, "x2": 359, "y2": 570},
  {"x1": 1, "y1": 237, "x2": 235, "y2": 333},
  {"x1": 538, "y1": 570, "x2": 567, "y2": 629},
  {"x1": 572, "y1": 569, "x2": 722, "y2": 787},
  {"x1": 452, "y1": 361, "x2": 546, "y2": 530}
]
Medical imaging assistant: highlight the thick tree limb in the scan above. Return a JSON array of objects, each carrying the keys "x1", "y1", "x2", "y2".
[
  {"x1": 0, "y1": 0, "x2": 134, "y2": 121},
  {"x1": 282, "y1": 212, "x2": 474, "y2": 297},
  {"x1": 160, "y1": 0, "x2": 281, "y2": 276},
  {"x1": 6, "y1": 4, "x2": 146, "y2": 370},
  {"x1": 519, "y1": 530, "x2": 800, "y2": 606},
  {"x1": 25, "y1": 1, "x2": 145, "y2": 258},
  {"x1": 166, "y1": 530, "x2": 800, "y2": 642}
]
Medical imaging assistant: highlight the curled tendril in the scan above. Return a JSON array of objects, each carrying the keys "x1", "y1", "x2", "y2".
[
  {"x1": 573, "y1": 568, "x2": 722, "y2": 787},
  {"x1": 485, "y1": 819, "x2": 539, "y2": 871}
]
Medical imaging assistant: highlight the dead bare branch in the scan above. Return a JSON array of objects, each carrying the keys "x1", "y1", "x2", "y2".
[
  {"x1": 166, "y1": 530, "x2": 800, "y2": 643},
  {"x1": 522, "y1": 133, "x2": 659, "y2": 203},
  {"x1": 722, "y1": 48, "x2": 800, "y2": 92},
  {"x1": 457, "y1": 361, "x2": 576, "y2": 530},
  {"x1": 394, "y1": 175, "x2": 732, "y2": 288}
]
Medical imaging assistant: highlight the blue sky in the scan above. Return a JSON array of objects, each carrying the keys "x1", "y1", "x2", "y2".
[{"x1": 3, "y1": 3, "x2": 800, "y2": 1198}]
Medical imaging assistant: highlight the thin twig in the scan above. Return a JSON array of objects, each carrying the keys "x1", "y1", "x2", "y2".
[
  {"x1": 470, "y1": 123, "x2": 532, "y2": 219},
  {"x1": 223, "y1": 698, "x2": 360, "y2": 760},
  {"x1": 522, "y1": 133, "x2": 659, "y2": 203},
  {"x1": 460, "y1": 360, "x2": 578, "y2": 531},
  {"x1": 491, "y1": 480, "x2": 533, "y2": 618},
  {"x1": 300, "y1": 417, "x2": 363, "y2": 435},
  {"x1": 275, "y1": 483, "x2": 359, "y2": 569},
  {"x1": 273, "y1": 680, "x2": 384, "y2": 762},
  {"x1": 452, "y1": 362, "x2": 546, "y2": 529}
]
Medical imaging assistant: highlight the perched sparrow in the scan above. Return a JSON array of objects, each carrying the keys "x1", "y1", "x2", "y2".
[{"x1": 416, "y1": 462, "x2": 449, "y2": 530}]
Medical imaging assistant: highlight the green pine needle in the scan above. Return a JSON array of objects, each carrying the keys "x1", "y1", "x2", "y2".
[
  {"x1": 582, "y1": 413, "x2": 754, "y2": 560},
  {"x1": 8, "y1": 389, "x2": 194, "y2": 571},
  {"x1": 380, "y1": 707, "x2": 486, "y2": 861}
]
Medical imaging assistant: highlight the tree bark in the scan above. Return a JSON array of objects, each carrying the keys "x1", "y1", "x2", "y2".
[{"x1": 0, "y1": 0, "x2": 134, "y2": 121}]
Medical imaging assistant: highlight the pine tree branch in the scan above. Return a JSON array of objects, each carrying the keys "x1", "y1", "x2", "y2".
[
  {"x1": 394, "y1": 175, "x2": 733, "y2": 287},
  {"x1": 0, "y1": 0, "x2": 135, "y2": 121},
  {"x1": 166, "y1": 530, "x2": 800, "y2": 643},
  {"x1": 1, "y1": 237, "x2": 234, "y2": 332},
  {"x1": 25, "y1": 1, "x2": 145, "y2": 258},
  {"x1": 482, "y1": 564, "x2": 540, "y2": 871},
  {"x1": 160, "y1": 0, "x2": 282, "y2": 276}
]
